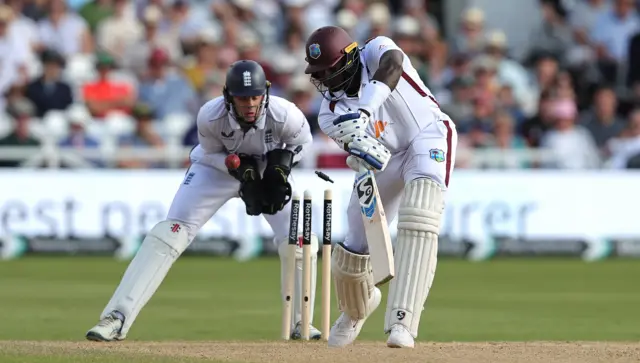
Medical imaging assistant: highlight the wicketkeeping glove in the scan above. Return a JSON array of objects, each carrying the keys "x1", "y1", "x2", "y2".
[
  {"x1": 230, "y1": 154, "x2": 263, "y2": 216},
  {"x1": 261, "y1": 149, "x2": 293, "y2": 215}
]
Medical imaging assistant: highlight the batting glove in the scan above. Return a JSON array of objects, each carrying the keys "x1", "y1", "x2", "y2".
[{"x1": 328, "y1": 110, "x2": 370, "y2": 145}]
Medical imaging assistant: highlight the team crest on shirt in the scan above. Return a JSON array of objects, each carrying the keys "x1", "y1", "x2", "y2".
[
  {"x1": 429, "y1": 149, "x2": 445, "y2": 163},
  {"x1": 309, "y1": 43, "x2": 321, "y2": 59}
]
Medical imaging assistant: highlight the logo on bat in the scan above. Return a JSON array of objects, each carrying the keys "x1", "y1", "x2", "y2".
[{"x1": 355, "y1": 171, "x2": 375, "y2": 218}]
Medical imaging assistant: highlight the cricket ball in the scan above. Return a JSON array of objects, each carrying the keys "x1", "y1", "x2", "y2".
[{"x1": 225, "y1": 154, "x2": 241, "y2": 170}]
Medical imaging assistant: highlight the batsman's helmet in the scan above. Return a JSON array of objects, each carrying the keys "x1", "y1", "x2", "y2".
[
  {"x1": 223, "y1": 60, "x2": 270, "y2": 126},
  {"x1": 304, "y1": 26, "x2": 361, "y2": 99}
]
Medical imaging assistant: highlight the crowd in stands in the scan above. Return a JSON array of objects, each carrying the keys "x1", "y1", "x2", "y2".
[{"x1": 0, "y1": 0, "x2": 639, "y2": 169}]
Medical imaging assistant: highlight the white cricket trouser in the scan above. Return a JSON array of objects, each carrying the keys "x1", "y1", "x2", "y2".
[
  {"x1": 343, "y1": 120, "x2": 457, "y2": 253},
  {"x1": 167, "y1": 161, "x2": 293, "y2": 245}
]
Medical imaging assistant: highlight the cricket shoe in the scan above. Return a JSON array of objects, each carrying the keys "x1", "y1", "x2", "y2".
[
  {"x1": 290, "y1": 321, "x2": 322, "y2": 340},
  {"x1": 386, "y1": 324, "x2": 415, "y2": 348},
  {"x1": 85, "y1": 310, "x2": 126, "y2": 342},
  {"x1": 328, "y1": 287, "x2": 382, "y2": 347}
]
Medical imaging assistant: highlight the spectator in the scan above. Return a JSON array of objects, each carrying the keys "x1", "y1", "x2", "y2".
[
  {"x1": 78, "y1": 0, "x2": 113, "y2": 34},
  {"x1": 0, "y1": 99, "x2": 40, "y2": 167},
  {"x1": 288, "y1": 75, "x2": 318, "y2": 131},
  {"x1": 469, "y1": 55, "x2": 500, "y2": 104},
  {"x1": 478, "y1": 111, "x2": 530, "y2": 169},
  {"x1": 4, "y1": 83, "x2": 29, "y2": 109},
  {"x1": 157, "y1": 1, "x2": 192, "y2": 53},
  {"x1": 459, "y1": 92, "x2": 494, "y2": 136},
  {"x1": 607, "y1": 108, "x2": 640, "y2": 168},
  {"x1": 520, "y1": 89, "x2": 556, "y2": 147},
  {"x1": 527, "y1": 0, "x2": 573, "y2": 62},
  {"x1": 0, "y1": 4, "x2": 28, "y2": 105},
  {"x1": 569, "y1": 0, "x2": 610, "y2": 39},
  {"x1": 25, "y1": 49, "x2": 74, "y2": 118},
  {"x1": 554, "y1": 70, "x2": 576, "y2": 100},
  {"x1": 579, "y1": 85, "x2": 626, "y2": 154},
  {"x1": 529, "y1": 52, "x2": 560, "y2": 105},
  {"x1": 118, "y1": 103, "x2": 165, "y2": 169},
  {"x1": 182, "y1": 27, "x2": 223, "y2": 95},
  {"x1": 82, "y1": 52, "x2": 136, "y2": 118},
  {"x1": 165, "y1": 0, "x2": 212, "y2": 54},
  {"x1": 591, "y1": 0, "x2": 639, "y2": 82},
  {"x1": 96, "y1": 0, "x2": 143, "y2": 63},
  {"x1": 402, "y1": 0, "x2": 440, "y2": 38},
  {"x1": 496, "y1": 84, "x2": 527, "y2": 125},
  {"x1": 540, "y1": 98, "x2": 600, "y2": 168},
  {"x1": 483, "y1": 30, "x2": 535, "y2": 116},
  {"x1": 391, "y1": 15, "x2": 423, "y2": 78},
  {"x1": 21, "y1": 0, "x2": 47, "y2": 22},
  {"x1": 367, "y1": 2, "x2": 391, "y2": 39},
  {"x1": 38, "y1": 0, "x2": 92, "y2": 57},
  {"x1": 121, "y1": 5, "x2": 182, "y2": 78},
  {"x1": 441, "y1": 75, "x2": 474, "y2": 122},
  {"x1": 137, "y1": 48, "x2": 198, "y2": 119},
  {"x1": 1, "y1": 0, "x2": 638, "y2": 171},
  {"x1": 6, "y1": 0, "x2": 42, "y2": 79},
  {"x1": 452, "y1": 7, "x2": 486, "y2": 57},
  {"x1": 627, "y1": 31, "x2": 640, "y2": 88},
  {"x1": 199, "y1": 72, "x2": 226, "y2": 106},
  {"x1": 566, "y1": 0, "x2": 607, "y2": 69},
  {"x1": 58, "y1": 104, "x2": 102, "y2": 167}
]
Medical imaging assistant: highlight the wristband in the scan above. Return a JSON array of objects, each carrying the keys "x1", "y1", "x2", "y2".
[{"x1": 359, "y1": 80, "x2": 391, "y2": 114}]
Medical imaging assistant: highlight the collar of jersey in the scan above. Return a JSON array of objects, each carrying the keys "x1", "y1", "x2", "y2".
[
  {"x1": 358, "y1": 51, "x2": 370, "y2": 99},
  {"x1": 227, "y1": 113, "x2": 266, "y2": 130}
]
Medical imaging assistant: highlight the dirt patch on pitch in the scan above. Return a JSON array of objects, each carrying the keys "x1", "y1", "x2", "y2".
[{"x1": 1, "y1": 341, "x2": 640, "y2": 363}]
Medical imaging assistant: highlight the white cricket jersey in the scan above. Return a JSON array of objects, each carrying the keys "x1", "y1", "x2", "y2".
[
  {"x1": 317, "y1": 36, "x2": 452, "y2": 154},
  {"x1": 192, "y1": 95, "x2": 313, "y2": 172}
]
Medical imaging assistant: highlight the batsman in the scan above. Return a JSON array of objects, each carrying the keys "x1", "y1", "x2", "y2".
[
  {"x1": 85, "y1": 60, "x2": 322, "y2": 341},
  {"x1": 304, "y1": 26, "x2": 458, "y2": 348}
]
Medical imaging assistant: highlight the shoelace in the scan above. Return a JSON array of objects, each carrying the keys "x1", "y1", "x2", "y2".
[{"x1": 97, "y1": 315, "x2": 118, "y2": 327}]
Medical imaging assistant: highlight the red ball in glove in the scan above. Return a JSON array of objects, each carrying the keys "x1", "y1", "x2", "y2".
[{"x1": 225, "y1": 154, "x2": 241, "y2": 170}]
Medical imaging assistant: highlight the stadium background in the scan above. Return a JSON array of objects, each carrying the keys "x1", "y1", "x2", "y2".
[{"x1": 0, "y1": 0, "x2": 640, "y2": 359}]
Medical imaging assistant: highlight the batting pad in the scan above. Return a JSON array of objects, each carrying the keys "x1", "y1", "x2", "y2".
[
  {"x1": 384, "y1": 178, "x2": 443, "y2": 337},
  {"x1": 101, "y1": 220, "x2": 190, "y2": 336},
  {"x1": 332, "y1": 243, "x2": 375, "y2": 320},
  {"x1": 278, "y1": 233, "x2": 319, "y2": 329}
]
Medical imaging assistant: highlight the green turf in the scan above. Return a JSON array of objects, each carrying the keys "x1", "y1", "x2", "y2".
[{"x1": 0, "y1": 256, "x2": 639, "y2": 342}]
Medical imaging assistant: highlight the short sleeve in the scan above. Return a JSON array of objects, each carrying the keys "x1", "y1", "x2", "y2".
[
  {"x1": 196, "y1": 102, "x2": 224, "y2": 154},
  {"x1": 362, "y1": 36, "x2": 403, "y2": 75}
]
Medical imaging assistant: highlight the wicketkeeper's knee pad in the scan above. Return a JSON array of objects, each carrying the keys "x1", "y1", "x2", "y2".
[
  {"x1": 384, "y1": 177, "x2": 444, "y2": 337},
  {"x1": 332, "y1": 243, "x2": 375, "y2": 320},
  {"x1": 146, "y1": 220, "x2": 192, "y2": 255}
]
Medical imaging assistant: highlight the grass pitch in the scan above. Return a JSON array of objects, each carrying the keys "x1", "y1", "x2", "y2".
[{"x1": 0, "y1": 257, "x2": 639, "y2": 362}]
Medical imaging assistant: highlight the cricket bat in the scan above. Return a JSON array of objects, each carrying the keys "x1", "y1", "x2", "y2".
[{"x1": 354, "y1": 166, "x2": 394, "y2": 286}]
